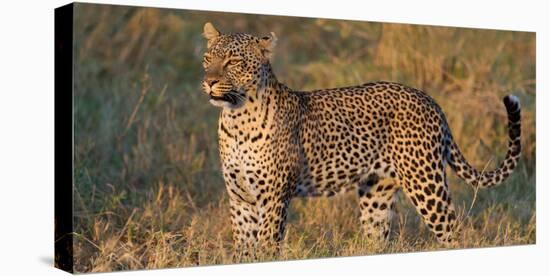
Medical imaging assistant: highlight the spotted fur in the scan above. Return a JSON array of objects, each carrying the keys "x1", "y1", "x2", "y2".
[{"x1": 200, "y1": 22, "x2": 522, "y2": 258}]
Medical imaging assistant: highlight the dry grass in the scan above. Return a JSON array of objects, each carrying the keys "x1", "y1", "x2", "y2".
[{"x1": 72, "y1": 3, "x2": 536, "y2": 273}]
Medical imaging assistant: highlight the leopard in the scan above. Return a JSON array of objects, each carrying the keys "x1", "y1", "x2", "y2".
[{"x1": 199, "y1": 22, "x2": 522, "y2": 258}]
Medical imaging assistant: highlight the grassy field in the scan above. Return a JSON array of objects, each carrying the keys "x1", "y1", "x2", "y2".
[{"x1": 72, "y1": 4, "x2": 536, "y2": 273}]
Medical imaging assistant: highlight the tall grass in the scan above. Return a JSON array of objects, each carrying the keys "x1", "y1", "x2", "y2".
[{"x1": 72, "y1": 3, "x2": 535, "y2": 273}]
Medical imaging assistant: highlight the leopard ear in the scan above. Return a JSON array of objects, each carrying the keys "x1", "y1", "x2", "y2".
[
  {"x1": 203, "y1": 22, "x2": 220, "y2": 47},
  {"x1": 259, "y1": 32, "x2": 278, "y2": 60}
]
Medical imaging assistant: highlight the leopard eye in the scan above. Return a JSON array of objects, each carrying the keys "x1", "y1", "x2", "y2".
[
  {"x1": 203, "y1": 55, "x2": 211, "y2": 63},
  {"x1": 227, "y1": 58, "x2": 242, "y2": 66}
]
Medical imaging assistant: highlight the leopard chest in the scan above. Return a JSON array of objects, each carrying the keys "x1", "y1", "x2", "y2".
[{"x1": 217, "y1": 110, "x2": 273, "y2": 203}]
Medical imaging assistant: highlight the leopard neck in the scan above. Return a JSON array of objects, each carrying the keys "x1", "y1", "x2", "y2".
[{"x1": 258, "y1": 62, "x2": 291, "y2": 94}]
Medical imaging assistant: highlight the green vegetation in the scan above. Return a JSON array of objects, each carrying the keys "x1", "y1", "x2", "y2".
[{"x1": 72, "y1": 3, "x2": 535, "y2": 272}]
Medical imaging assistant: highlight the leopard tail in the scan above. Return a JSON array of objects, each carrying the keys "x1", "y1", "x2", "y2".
[{"x1": 446, "y1": 95, "x2": 521, "y2": 188}]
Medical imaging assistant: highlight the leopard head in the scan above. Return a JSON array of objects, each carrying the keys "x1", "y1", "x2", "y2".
[{"x1": 201, "y1": 22, "x2": 277, "y2": 109}]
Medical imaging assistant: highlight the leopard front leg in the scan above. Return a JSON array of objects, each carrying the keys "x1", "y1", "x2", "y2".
[
  {"x1": 255, "y1": 185, "x2": 291, "y2": 259},
  {"x1": 228, "y1": 194, "x2": 260, "y2": 262}
]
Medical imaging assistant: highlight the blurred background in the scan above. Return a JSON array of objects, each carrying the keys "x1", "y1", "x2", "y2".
[{"x1": 72, "y1": 3, "x2": 535, "y2": 272}]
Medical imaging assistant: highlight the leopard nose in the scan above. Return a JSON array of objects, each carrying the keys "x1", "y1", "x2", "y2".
[{"x1": 206, "y1": 79, "x2": 219, "y2": 87}]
